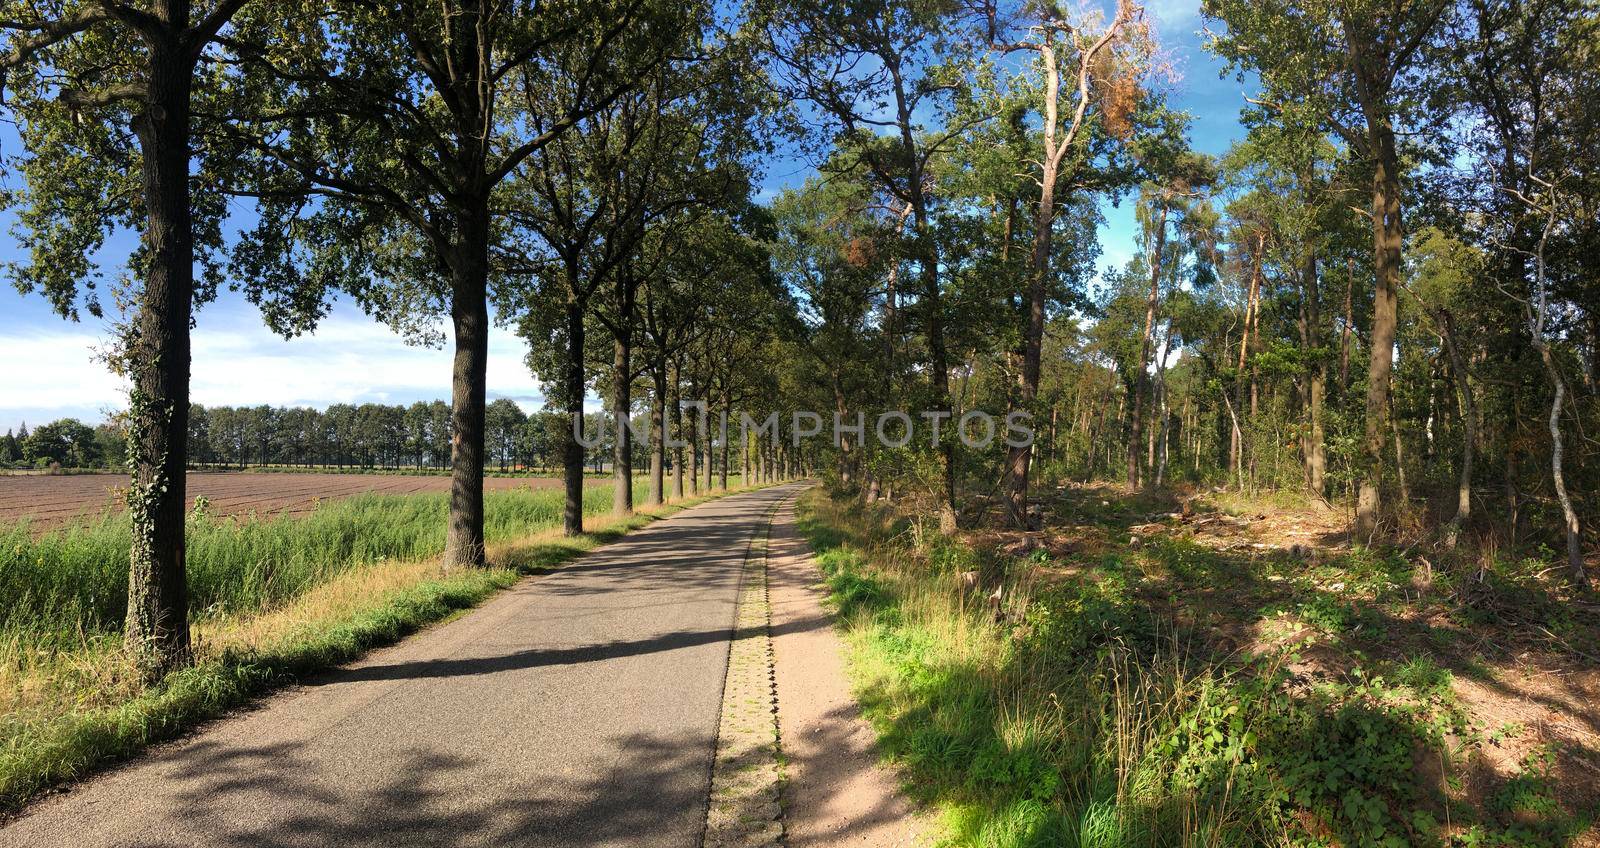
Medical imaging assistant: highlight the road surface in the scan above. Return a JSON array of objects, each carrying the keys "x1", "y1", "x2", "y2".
[{"x1": 1, "y1": 483, "x2": 810, "y2": 848}]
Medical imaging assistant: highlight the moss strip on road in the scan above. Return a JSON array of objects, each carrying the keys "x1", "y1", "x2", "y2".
[{"x1": 703, "y1": 496, "x2": 787, "y2": 848}]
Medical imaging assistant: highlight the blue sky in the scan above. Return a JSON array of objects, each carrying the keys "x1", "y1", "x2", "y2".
[{"x1": 0, "y1": 0, "x2": 1245, "y2": 433}]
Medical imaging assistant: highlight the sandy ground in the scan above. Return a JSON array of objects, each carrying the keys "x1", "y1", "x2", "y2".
[{"x1": 770, "y1": 501, "x2": 925, "y2": 848}]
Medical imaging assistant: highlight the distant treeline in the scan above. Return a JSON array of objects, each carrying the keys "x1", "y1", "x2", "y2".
[
  {"x1": 3, "y1": 401, "x2": 643, "y2": 473},
  {"x1": 189, "y1": 399, "x2": 605, "y2": 472}
]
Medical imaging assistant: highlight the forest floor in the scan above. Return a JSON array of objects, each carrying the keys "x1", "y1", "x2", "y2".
[
  {"x1": 968, "y1": 482, "x2": 1600, "y2": 844},
  {"x1": 794, "y1": 481, "x2": 1598, "y2": 846}
]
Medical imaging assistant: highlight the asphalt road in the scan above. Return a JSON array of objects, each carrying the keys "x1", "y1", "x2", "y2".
[{"x1": 2, "y1": 483, "x2": 809, "y2": 848}]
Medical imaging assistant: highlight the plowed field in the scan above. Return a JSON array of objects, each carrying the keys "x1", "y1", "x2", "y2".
[{"x1": 0, "y1": 472, "x2": 575, "y2": 529}]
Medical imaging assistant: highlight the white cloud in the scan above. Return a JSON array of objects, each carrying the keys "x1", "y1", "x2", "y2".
[
  {"x1": 1144, "y1": 0, "x2": 1201, "y2": 31},
  {"x1": 0, "y1": 304, "x2": 549, "y2": 426},
  {"x1": 0, "y1": 328, "x2": 126, "y2": 423}
]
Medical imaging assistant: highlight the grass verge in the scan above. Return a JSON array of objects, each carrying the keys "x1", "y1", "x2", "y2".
[
  {"x1": 0, "y1": 482, "x2": 759, "y2": 814},
  {"x1": 795, "y1": 487, "x2": 1595, "y2": 848}
]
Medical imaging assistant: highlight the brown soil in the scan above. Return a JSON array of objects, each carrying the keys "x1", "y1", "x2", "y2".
[{"x1": 0, "y1": 472, "x2": 576, "y2": 529}]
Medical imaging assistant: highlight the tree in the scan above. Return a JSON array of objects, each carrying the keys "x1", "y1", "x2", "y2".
[
  {"x1": 1, "y1": 0, "x2": 259, "y2": 676},
  {"x1": 761, "y1": 0, "x2": 978, "y2": 533},
  {"x1": 507, "y1": 9, "x2": 753, "y2": 529},
  {"x1": 25, "y1": 418, "x2": 101, "y2": 467},
  {"x1": 485, "y1": 399, "x2": 528, "y2": 472},
  {"x1": 1448, "y1": 0, "x2": 1597, "y2": 582},
  {"x1": 1125, "y1": 154, "x2": 1215, "y2": 489},
  {"x1": 772, "y1": 173, "x2": 886, "y2": 485},
  {"x1": 1406, "y1": 229, "x2": 1482, "y2": 547},
  {"x1": 1205, "y1": 0, "x2": 1454, "y2": 537},
  {"x1": 1225, "y1": 124, "x2": 1348, "y2": 503},
  {"x1": 977, "y1": 0, "x2": 1153, "y2": 518},
  {"x1": 226, "y1": 0, "x2": 677, "y2": 565}
]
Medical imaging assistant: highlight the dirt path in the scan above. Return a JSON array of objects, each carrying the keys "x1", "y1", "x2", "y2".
[
  {"x1": 770, "y1": 503, "x2": 925, "y2": 847},
  {"x1": 0, "y1": 484, "x2": 808, "y2": 848}
]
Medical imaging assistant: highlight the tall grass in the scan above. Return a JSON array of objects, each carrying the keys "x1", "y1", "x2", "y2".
[
  {"x1": 0, "y1": 481, "x2": 645, "y2": 655},
  {"x1": 797, "y1": 490, "x2": 1280, "y2": 847}
]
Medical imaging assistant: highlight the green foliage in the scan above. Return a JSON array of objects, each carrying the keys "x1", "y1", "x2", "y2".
[
  {"x1": 1020, "y1": 572, "x2": 1144, "y2": 657},
  {"x1": 0, "y1": 419, "x2": 109, "y2": 469}
]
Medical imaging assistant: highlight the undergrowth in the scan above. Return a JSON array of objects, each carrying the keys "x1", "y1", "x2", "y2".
[{"x1": 795, "y1": 488, "x2": 1592, "y2": 848}]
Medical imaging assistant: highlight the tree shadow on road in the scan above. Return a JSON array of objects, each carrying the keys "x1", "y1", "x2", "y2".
[{"x1": 146, "y1": 730, "x2": 714, "y2": 848}]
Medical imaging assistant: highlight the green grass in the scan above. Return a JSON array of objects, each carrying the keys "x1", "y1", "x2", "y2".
[
  {"x1": 0, "y1": 478, "x2": 755, "y2": 812},
  {"x1": 0, "y1": 566, "x2": 517, "y2": 812},
  {"x1": 0, "y1": 481, "x2": 645, "y2": 655}
]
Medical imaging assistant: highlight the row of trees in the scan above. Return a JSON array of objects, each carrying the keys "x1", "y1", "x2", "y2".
[
  {"x1": 6, "y1": 398, "x2": 780, "y2": 478},
  {"x1": 183, "y1": 400, "x2": 696, "y2": 474},
  {"x1": 0, "y1": 0, "x2": 790, "y2": 675}
]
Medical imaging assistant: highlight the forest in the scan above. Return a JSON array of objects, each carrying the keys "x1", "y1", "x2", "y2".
[{"x1": 1, "y1": 0, "x2": 1598, "y2": 842}]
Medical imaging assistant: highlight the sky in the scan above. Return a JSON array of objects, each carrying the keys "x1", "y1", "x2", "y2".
[{"x1": 0, "y1": 0, "x2": 1247, "y2": 433}]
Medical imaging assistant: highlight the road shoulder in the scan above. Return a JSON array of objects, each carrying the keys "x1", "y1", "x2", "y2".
[{"x1": 768, "y1": 496, "x2": 924, "y2": 848}]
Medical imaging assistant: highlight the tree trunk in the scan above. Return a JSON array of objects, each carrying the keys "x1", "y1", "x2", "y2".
[
  {"x1": 443, "y1": 197, "x2": 492, "y2": 567},
  {"x1": 124, "y1": 34, "x2": 195, "y2": 677},
  {"x1": 1299, "y1": 249, "x2": 1328, "y2": 502},
  {"x1": 670, "y1": 364, "x2": 684, "y2": 500},
  {"x1": 1523, "y1": 206, "x2": 1585, "y2": 585},
  {"x1": 1356, "y1": 123, "x2": 1404, "y2": 540},
  {"x1": 1537, "y1": 347, "x2": 1586, "y2": 586},
  {"x1": 1340, "y1": 257, "x2": 1355, "y2": 393},
  {"x1": 612, "y1": 337, "x2": 633, "y2": 516},
  {"x1": 1129, "y1": 201, "x2": 1170, "y2": 489},
  {"x1": 561, "y1": 291, "x2": 586, "y2": 536},
  {"x1": 1390, "y1": 396, "x2": 1410, "y2": 506},
  {"x1": 1004, "y1": 142, "x2": 1055, "y2": 527},
  {"x1": 719, "y1": 399, "x2": 730, "y2": 490},
  {"x1": 740, "y1": 427, "x2": 750, "y2": 488},
  {"x1": 1506, "y1": 424, "x2": 1521, "y2": 546},
  {"x1": 1153, "y1": 324, "x2": 1172, "y2": 487},
  {"x1": 1230, "y1": 246, "x2": 1262, "y2": 486},
  {"x1": 833, "y1": 384, "x2": 852, "y2": 483},
  {"x1": 913, "y1": 215, "x2": 957, "y2": 533},
  {"x1": 649, "y1": 362, "x2": 665, "y2": 505},
  {"x1": 687, "y1": 382, "x2": 699, "y2": 497},
  {"x1": 1438, "y1": 310, "x2": 1474, "y2": 548},
  {"x1": 1307, "y1": 371, "x2": 1327, "y2": 501},
  {"x1": 704, "y1": 413, "x2": 714, "y2": 493}
]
